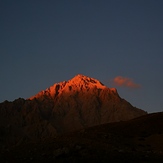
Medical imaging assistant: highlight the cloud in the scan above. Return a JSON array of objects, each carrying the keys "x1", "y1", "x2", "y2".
[{"x1": 113, "y1": 76, "x2": 141, "y2": 88}]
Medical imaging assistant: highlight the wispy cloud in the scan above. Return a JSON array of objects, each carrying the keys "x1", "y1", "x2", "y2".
[{"x1": 112, "y1": 76, "x2": 141, "y2": 88}]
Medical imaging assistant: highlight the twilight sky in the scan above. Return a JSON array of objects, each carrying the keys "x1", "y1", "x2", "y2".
[{"x1": 0, "y1": 0, "x2": 163, "y2": 113}]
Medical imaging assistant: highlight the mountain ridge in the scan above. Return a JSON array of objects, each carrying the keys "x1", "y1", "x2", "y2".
[
  {"x1": 0, "y1": 74, "x2": 147, "y2": 150},
  {"x1": 29, "y1": 74, "x2": 117, "y2": 100}
]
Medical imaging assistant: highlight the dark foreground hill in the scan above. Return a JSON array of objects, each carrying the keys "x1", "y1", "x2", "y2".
[
  {"x1": 1, "y1": 112, "x2": 163, "y2": 162},
  {"x1": 0, "y1": 74, "x2": 146, "y2": 150}
]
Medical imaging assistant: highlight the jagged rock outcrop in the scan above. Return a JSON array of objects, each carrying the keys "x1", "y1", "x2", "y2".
[{"x1": 0, "y1": 74, "x2": 147, "y2": 149}]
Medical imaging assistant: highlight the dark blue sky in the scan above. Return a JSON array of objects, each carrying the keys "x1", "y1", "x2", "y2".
[{"x1": 0, "y1": 0, "x2": 163, "y2": 113}]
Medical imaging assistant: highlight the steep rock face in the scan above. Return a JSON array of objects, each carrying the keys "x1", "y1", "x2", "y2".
[{"x1": 0, "y1": 74, "x2": 146, "y2": 149}]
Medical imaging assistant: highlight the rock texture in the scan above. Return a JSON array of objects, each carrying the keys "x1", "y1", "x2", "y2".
[{"x1": 0, "y1": 74, "x2": 146, "y2": 150}]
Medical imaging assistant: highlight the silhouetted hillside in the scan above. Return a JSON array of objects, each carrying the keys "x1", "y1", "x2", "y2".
[{"x1": 1, "y1": 112, "x2": 163, "y2": 162}]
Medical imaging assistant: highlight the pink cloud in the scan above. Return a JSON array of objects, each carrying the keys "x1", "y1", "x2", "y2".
[{"x1": 113, "y1": 76, "x2": 141, "y2": 88}]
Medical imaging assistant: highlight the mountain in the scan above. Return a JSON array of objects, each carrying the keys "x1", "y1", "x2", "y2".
[
  {"x1": 0, "y1": 74, "x2": 146, "y2": 150},
  {"x1": 29, "y1": 74, "x2": 146, "y2": 126}
]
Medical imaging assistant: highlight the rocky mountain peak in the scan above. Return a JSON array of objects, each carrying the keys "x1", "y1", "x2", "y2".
[
  {"x1": 29, "y1": 74, "x2": 108, "y2": 100},
  {"x1": 0, "y1": 74, "x2": 147, "y2": 150},
  {"x1": 67, "y1": 74, "x2": 106, "y2": 89}
]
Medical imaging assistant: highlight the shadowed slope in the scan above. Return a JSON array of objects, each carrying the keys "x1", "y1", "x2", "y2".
[{"x1": 1, "y1": 112, "x2": 163, "y2": 162}]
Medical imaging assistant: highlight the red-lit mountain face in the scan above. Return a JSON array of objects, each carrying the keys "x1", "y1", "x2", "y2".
[
  {"x1": 0, "y1": 74, "x2": 146, "y2": 149},
  {"x1": 29, "y1": 74, "x2": 146, "y2": 128}
]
